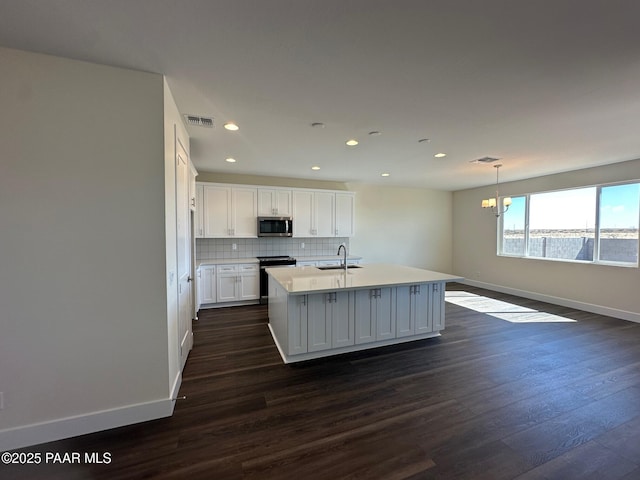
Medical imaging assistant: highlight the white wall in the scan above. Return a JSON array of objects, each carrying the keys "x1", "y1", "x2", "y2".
[
  {"x1": 452, "y1": 159, "x2": 640, "y2": 320},
  {"x1": 348, "y1": 184, "x2": 453, "y2": 272},
  {"x1": 0, "y1": 47, "x2": 173, "y2": 450}
]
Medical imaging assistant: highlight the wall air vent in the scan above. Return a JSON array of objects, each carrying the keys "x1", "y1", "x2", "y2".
[
  {"x1": 471, "y1": 156, "x2": 500, "y2": 164},
  {"x1": 183, "y1": 114, "x2": 214, "y2": 128}
]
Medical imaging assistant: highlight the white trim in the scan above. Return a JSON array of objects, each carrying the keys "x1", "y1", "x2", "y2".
[
  {"x1": 461, "y1": 279, "x2": 640, "y2": 323},
  {"x1": 170, "y1": 370, "x2": 183, "y2": 403},
  {"x1": 268, "y1": 322, "x2": 441, "y2": 364},
  {"x1": 0, "y1": 397, "x2": 175, "y2": 452}
]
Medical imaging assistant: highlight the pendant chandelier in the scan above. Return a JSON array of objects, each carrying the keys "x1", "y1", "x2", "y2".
[{"x1": 481, "y1": 164, "x2": 512, "y2": 217}]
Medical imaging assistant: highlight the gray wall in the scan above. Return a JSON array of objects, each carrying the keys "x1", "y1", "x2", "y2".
[
  {"x1": 0, "y1": 47, "x2": 171, "y2": 448},
  {"x1": 453, "y1": 159, "x2": 640, "y2": 319}
]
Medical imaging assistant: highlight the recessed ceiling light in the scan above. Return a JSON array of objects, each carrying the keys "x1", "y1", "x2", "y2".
[
  {"x1": 434, "y1": 153, "x2": 447, "y2": 158},
  {"x1": 381, "y1": 173, "x2": 390, "y2": 177},
  {"x1": 311, "y1": 166, "x2": 320, "y2": 170},
  {"x1": 369, "y1": 131, "x2": 381, "y2": 136},
  {"x1": 346, "y1": 139, "x2": 359, "y2": 146},
  {"x1": 223, "y1": 122, "x2": 239, "y2": 131},
  {"x1": 225, "y1": 157, "x2": 236, "y2": 163}
]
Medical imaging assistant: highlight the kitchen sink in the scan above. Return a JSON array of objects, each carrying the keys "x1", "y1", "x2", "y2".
[{"x1": 317, "y1": 265, "x2": 363, "y2": 270}]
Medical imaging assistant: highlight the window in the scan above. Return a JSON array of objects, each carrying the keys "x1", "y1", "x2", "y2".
[
  {"x1": 500, "y1": 196, "x2": 526, "y2": 256},
  {"x1": 529, "y1": 187, "x2": 596, "y2": 261},
  {"x1": 499, "y1": 181, "x2": 639, "y2": 267},
  {"x1": 598, "y1": 183, "x2": 640, "y2": 264}
]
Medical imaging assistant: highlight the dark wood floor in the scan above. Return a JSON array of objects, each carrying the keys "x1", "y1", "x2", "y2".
[{"x1": 5, "y1": 283, "x2": 640, "y2": 479}]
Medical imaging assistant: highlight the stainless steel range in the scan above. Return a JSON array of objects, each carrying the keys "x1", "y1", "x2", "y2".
[{"x1": 258, "y1": 255, "x2": 297, "y2": 303}]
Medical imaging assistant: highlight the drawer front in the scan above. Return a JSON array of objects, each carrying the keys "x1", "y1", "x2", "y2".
[
  {"x1": 240, "y1": 264, "x2": 258, "y2": 272},
  {"x1": 218, "y1": 264, "x2": 239, "y2": 273}
]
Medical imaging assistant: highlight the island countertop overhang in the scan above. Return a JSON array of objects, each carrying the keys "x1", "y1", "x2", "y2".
[{"x1": 266, "y1": 263, "x2": 464, "y2": 295}]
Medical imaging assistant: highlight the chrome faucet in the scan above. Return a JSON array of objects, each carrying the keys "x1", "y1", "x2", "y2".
[{"x1": 337, "y1": 243, "x2": 347, "y2": 271}]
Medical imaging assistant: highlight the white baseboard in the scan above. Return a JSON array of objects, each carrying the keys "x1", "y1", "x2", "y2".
[
  {"x1": 461, "y1": 279, "x2": 640, "y2": 323},
  {"x1": 0, "y1": 396, "x2": 175, "y2": 452},
  {"x1": 171, "y1": 370, "x2": 183, "y2": 403}
]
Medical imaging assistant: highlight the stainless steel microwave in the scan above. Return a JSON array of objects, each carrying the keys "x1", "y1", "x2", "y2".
[{"x1": 257, "y1": 217, "x2": 293, "y2": 237}]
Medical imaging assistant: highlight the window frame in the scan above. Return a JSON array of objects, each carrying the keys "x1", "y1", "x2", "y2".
[{"x1": 497, "y1": 180, "x2": 640, "y2": 268}]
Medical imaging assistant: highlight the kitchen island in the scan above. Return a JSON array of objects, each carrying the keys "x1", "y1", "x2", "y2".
[{"x1": 267, "y1": 264, "x2": 463, "y2": 363}]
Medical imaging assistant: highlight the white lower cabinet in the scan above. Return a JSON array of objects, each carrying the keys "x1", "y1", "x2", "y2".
[
  {"x1": 430, "y1": 282, "x2": 445, "y2": 331},
  {"x1": 296, "y1": 261, "x2": 319, "y2": 267},
  {"x1": 216, "y1": 263, "x2": 259, "y2": 303},
  {"x1": 396, "y1": 283, "x2": 431, "y2": 337},
  {"x1": 354, "y1": 288, "x2": 395, "y2": 344},
  {"x1": 239, "y1": 264, "x2": 259, "y2": 300},
  {"x1": 278, "y1": 282, "x2": 445, "y2": 360},
  {"x1": 300, "y1": 291, "x2": 355, "y2": 352},
  {"x1": 198, "y1": 265, "x2": 217, "y2": 306},
  {"x1": 288, "y1": 295, "x2": 308, "y2": 355},
  {"x1": 307, "y1": 292, "x2": 355, "y2": 352}
]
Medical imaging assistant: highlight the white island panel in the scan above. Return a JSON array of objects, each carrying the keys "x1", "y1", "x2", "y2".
[{"x1": 267, "y1": 264, "x2": 463, "y2": 363}]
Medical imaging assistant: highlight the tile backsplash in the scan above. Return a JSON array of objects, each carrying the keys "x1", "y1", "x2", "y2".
[{"x1": 196, "y1": 237, "x2": 350, "y2": 260}]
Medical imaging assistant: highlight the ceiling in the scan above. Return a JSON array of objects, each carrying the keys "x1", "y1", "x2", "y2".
[{"x1": 2, "y1": 0, "x2": 640, "y2": 190}]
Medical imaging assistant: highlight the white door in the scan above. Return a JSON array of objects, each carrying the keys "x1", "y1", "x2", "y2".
[{"x1": 176, "y1": 139, "x2": 192, "y2": 368}]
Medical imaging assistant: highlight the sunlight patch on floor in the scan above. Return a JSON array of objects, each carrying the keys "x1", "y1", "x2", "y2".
[{"x1": 445, "y1": 291, "x2": 577, "y2": 323}]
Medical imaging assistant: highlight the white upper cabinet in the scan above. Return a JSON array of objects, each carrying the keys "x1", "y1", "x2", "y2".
[
  {"x1": 203, "y1": 185, "x2": 231, "y2": 238},
  {"x1": 195, "y1": 184, "x2": 204, "y2": 238},
  {"x1": 201, "y1": 184, "x2": 257, "y2": 238},
  {"x1": 292, "y1": 189, "x2": 354, "y2": 237},
  {"x1": 258, "y1": 188, "x2": 292, "y2": 217},
  {"x1": 292, "y1": 190, "x2": 314, "y2": 237},
  {"x1": 314, "y1": 191, "x2": 335, "y2": 237},
  {"x1": 335, "y1": 192, "x2": 355, "y2": 237},
  {"x1": 199, "y1": 182, "x2": 354, "y2": 238},
  {"x1": 232, "y1": 187, "x2": 258, "y2": 237}
]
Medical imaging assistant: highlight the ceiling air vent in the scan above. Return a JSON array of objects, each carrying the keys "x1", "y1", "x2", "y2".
[
  {"x1": 470, "y1": 156, "x2": 500, "y2": 164},
  {"x1": 183, "y1": 114, "x2": 214, "y2": 128}
]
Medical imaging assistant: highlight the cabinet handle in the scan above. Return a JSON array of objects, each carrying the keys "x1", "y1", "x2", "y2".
[{"x1": 301, "y1": 296, "x2": 306, "y2": 306}]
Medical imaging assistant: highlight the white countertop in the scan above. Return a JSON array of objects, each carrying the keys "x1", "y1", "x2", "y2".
[{"x1": 267, "y1": 263, "x2": 463, "y2": 295}]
